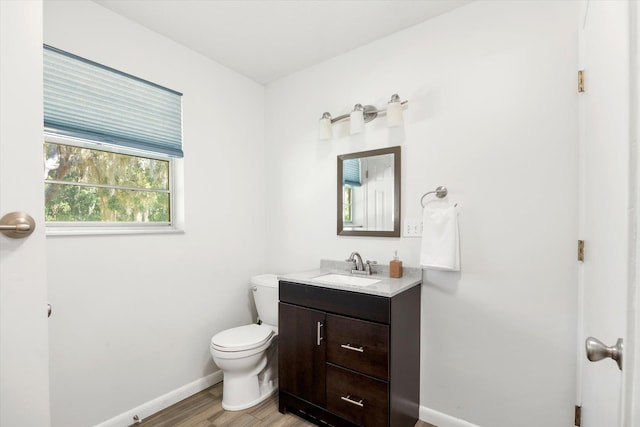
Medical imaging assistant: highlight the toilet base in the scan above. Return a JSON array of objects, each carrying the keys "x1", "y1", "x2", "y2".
[
  {"x1": 219, "y1": 341, "x2": 278, "y2": 411},
  {"x1": 221, "y1": 379, "x2": 278, "y2": 411}
]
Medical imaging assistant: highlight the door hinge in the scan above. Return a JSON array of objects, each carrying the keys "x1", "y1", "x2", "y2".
[
  {"x1": 578, "y1": 240, "x2": 585, "y2": 262},
  {"x1": 578, "y1": 70, "x2": 585, "y2": 93},
  {"x1": 575, "y1": 405, "x2": 582, "y2": 426}
]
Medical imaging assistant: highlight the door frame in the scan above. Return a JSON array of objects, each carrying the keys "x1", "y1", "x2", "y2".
[{"x1": 624, "y1": 1, "x2": 639, "y2": 424}]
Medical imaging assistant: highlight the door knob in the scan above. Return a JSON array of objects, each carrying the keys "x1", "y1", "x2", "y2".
[
  {"x1": 0, "y1": 212, "x2": 35, "y2": 239},
  {"x1": 585, "y1": 336, "x2": 623, "y2": 370}
]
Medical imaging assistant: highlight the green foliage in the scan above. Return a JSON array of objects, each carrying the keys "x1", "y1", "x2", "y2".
[
  {"x1": 44, "y1": 142, "x2": 170, "y2": 223},
  {"x1": 343, "y1": 186, "x2": 352, "y2": 223}
]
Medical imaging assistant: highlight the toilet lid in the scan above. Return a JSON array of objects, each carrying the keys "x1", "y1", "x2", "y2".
[
  {"x1": 251, "y1": 274, "x2": 279, "y2": 288},
  {"x1": 211, "y1": 324, "x2": 273, "y2": 352}
]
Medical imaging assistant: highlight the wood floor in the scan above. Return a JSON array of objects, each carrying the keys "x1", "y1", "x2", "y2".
[{"x1": 131, "y1": 382, "x2": 436, "y2": 427}]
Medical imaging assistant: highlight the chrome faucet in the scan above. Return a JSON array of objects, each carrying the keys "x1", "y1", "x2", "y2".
[
  {"x1": 346, "y1": 251, "x2": 364, "y2": 271},
  {"x1": 346, "y1": 251, "x2": 376, "y2": 275}
]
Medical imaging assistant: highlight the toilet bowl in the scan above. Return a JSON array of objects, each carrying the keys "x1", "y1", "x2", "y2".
[{"x1": 210, "y1": 274, "x2": 279, "y2": 411}]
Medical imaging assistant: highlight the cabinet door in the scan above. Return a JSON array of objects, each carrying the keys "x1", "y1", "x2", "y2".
[{"x1": 279, "y1": 302, "x2": 326, "y2": 407}]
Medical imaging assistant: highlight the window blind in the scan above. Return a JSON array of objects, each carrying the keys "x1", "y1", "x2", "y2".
[
  {"x1": 343, "y1": 159, "x2": 362, "y2": 186},
  {"x1": 43, "y1": 45, "x2": 183, "y2": 157}
]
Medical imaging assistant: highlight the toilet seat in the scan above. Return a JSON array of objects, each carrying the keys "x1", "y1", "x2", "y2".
[{"x1": 211, "y1": 324, "x2": 273, "y2": 352}]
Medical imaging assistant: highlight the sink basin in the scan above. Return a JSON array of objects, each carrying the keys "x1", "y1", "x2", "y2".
[{"x1": 311, "y1": 273, "x2": 381, "y2": 287}]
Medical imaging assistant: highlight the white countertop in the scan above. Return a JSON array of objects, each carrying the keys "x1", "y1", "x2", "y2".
[{"x1": 278, "y1": 260, "x2": 422, "y2": 297}]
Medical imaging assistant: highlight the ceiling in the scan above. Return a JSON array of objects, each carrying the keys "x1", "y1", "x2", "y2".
[{"x1": 92, "y1": 0, "x2": 471, "y2": 85}]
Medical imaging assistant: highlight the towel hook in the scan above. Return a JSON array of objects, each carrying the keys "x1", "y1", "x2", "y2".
[{"x1": 420, "y1": 186, "x2": 448, "y2": 207}]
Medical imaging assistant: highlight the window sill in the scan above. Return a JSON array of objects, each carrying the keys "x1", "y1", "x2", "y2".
[{"x1": 46, "y1": 226, "x2": 185, "y2": 237}]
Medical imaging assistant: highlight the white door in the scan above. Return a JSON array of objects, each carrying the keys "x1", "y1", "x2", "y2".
[
  {"x1": 364, "y1": 154, "x2": 395, "y2": 231},
  {"x1": 0, "y1": 1, "x2": 50, "y2": 426},
  {"x1": 578, "y1": 1, "x2": 636, "y2": 426}
]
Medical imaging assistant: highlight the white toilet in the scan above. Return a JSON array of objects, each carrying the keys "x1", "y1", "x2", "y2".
[{"x1": 210, "y1": 274, "x2": 279, "y2": 411}]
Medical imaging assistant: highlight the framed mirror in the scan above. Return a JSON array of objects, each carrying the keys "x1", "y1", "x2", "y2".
[{"x1": 337, "y1": 146, "x2": 401, "y2": 237}]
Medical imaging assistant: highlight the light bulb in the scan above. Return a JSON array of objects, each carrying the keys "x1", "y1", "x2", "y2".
[
  {"x1": 318, "y1": 112, "x2": 332, "y2": 140},
  {"x1": 386, "y1": 94, "x2": 403, "y2": 127},
  {"x1": 350, "y1": 104, "x2": 365, "y2": 134}
]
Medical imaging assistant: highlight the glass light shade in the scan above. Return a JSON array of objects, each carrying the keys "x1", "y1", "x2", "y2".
[
  {"x1": 386, "y1": 101, "x2": 403, "y2": 127},
  {"x1": 350, "y1": 109, "x2": 365, "y2": 134},
  {"x1": 318, "y1": 117, "x2": 333, "y2": 140}
]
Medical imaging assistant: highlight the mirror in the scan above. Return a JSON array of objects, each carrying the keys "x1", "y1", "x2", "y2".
[{"x1": 337, "y1": 146, "x2": 401, "y2": 237}]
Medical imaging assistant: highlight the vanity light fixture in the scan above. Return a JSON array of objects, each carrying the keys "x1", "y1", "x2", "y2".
[{"x1": 318, "y1": 93, "x2": 407, "y2": 139}]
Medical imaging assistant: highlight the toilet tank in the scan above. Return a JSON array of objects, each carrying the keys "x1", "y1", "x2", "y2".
[{"x1": 251, "y1": 274, "x2": 279, "y2": 326}]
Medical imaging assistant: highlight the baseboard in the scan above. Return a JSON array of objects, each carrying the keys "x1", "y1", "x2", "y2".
[
  {"x1": 419, "y1": 405, "x2": 481, "y2": 427},
  {"x1": 94, "y1": 371, "x2": 223, "y2": 427}
]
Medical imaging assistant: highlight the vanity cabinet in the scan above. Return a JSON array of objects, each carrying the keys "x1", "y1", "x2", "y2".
[{"x1": 278, "y1": 280, "x2": 421, "y2": 427}]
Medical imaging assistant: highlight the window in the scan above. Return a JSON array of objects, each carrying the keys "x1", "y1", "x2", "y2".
[
  {"x1": 343, "y1": 185, "x2": 353, "y2": 223},
  {"x1": 44, "y1": 139, "x2": 171, "y2": 224},
  {"x1": 43, "y1": 45, "x2": 183, "y2": 232},
  {"x1": 342, "y1": 158, "x2": 359, "y2": 224}
]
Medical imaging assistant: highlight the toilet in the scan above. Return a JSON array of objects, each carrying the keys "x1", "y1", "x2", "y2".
[{"x1": 210, "y1": 274, "x2": 279, "y2": 411}]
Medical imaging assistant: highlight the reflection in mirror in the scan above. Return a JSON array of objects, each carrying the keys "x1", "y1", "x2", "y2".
[{"x1": 337, "y1": 146, "x2": 400, "y2": 237}]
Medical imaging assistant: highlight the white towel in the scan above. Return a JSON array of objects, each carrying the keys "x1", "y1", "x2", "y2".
[{"x1": 420, "y1": 205, "x2": 460, "y2": 271}]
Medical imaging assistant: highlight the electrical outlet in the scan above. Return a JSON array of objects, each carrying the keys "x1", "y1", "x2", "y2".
[{"x1": 403, "y1": 218, "x2": 422, "y2": 237}]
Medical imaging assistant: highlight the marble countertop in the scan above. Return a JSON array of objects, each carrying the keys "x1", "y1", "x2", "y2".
[{"x1": 278, "y1": 259, "x2": 422, "y2": 297}]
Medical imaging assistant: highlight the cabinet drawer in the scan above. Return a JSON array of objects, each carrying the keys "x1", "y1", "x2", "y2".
[
  {"x1": 326, "y1": 314, "x2": 389, "y2": 380},
  {"x1": 326, "y1": 364, "x2": 388, "y2": 427},
  {"x1": 279, "y1": 281, "x2": 390, "y2": 323}
]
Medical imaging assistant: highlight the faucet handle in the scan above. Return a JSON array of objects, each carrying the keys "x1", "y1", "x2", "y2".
[{"x1": 364, "y1": 260, "x2": 377, "y2": 274}]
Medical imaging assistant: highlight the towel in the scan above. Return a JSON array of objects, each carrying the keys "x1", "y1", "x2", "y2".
[{"x1": 420, "y1": 205, "x2": 460, "y2": 271}]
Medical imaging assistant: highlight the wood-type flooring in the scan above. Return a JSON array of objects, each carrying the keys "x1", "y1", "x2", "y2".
[{"x1": 130, "y1": 382, "x2": 437, "y2": 427}]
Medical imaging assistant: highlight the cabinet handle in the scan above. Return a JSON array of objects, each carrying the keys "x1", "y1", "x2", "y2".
[
  {"x1": 340, "y1": 343, "x2": 364, "y2": 353},
  {"x1": 317, "y1": 321, "x2": 324, "y2": 346},
  {"x1": 340, "y1": 395, "x2": 364, "y2": 408}
]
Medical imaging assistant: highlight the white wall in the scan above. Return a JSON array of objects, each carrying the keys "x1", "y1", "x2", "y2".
[
  {"x1": 264, "y1": 1, "x2": 579, "y2": 426},
  {"x1": 44, "y1": 2, "x2": 266, "y2": 426}
]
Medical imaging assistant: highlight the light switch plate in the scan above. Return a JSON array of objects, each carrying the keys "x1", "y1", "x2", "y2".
[{"x1": 403, "y1": 218, "x2": 422, "y2": 237}]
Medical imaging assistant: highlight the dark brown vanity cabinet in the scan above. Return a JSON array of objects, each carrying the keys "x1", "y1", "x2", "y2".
[{"x1": 278, "y1": 280, "x2": 421, "y2": 427}]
